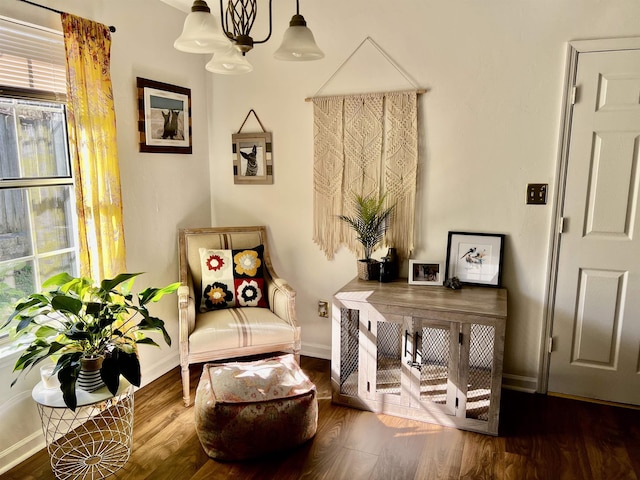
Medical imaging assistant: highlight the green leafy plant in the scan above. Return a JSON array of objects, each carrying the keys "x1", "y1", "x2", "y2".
[
  {"x1": 338, "y1": 193, "x2": 395, "y2": 261},
  {"x1": 1, "y1": 272, "x2": 179, "y2": 410}
]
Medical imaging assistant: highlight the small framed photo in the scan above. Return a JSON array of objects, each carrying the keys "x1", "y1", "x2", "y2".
[
  {"x1": 445, "y1": 231, "x2": 505, "y2": 287},
  {"x1": 232, "y1": 132, "x2": 273, "y2": 184},
  {"x1": 137, "y1": 77, "x2": 192, "y2": 154},
  {"x1": 409, "y1": 260, "x2": 444, "y2": 285}
]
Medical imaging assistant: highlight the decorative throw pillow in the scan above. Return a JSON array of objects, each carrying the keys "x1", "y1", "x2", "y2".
[{"x1": 199, "y1": 245, "x2": 268, "y2": 312}]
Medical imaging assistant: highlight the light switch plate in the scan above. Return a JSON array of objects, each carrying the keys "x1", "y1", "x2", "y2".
[{"x1": 527, "y1": 183, "x2": 547, "y2": 205}]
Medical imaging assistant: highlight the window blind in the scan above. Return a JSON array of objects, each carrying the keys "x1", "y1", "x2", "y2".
[{"x1": 0, "y1": 17, "x2": 66, "y2": 101}]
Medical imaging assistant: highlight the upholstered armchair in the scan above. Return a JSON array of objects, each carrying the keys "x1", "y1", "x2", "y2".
[{"x1": 177, "y1": 226, "x2": 300, "y2": 406}]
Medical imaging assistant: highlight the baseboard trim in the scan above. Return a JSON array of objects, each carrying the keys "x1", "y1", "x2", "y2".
[
  {"x1": 548, "y1": 391, "x2": 640, "y2": 410},
  {"x1": 301, "y1": 342, "x2": 331, "y2": 360},
  {"x1": 297, "y1": 348, "x2": 540, "y2": 394},
  {"x1": 502, "y1": 373, "x2": 538, "y2": 393},
  {"x1": 0, "y1": 431, "x2": 44, "y2": 475},
  {"x1": 137, "y1": 347, "x2": 539, "y2": 395},
  {"x1": 140, "y1": 353, "x2": 179, "y2": 388},
  {"x1": 140, "y1": 346, "x2": 333, "y2": 380}
]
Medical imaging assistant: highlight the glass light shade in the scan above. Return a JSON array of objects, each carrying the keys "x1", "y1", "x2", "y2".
[
  {"x1": 174, "y1": 9, "x2": 231, "y2": 54},
  {"x1": 205, "y1": 46, "x2": 253, "y2": 75},
  {"x1": 274, "y1": 15, "x2": 324, "y2": 61}
]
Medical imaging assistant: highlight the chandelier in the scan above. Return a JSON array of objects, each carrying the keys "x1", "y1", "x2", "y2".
[{"x1": 174, "y1": 0, "x2": 324, "y2": 75}]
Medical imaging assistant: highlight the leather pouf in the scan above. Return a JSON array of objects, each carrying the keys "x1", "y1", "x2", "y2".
[{"x1": 194, "y1": 354, "x2": 318, "y2": 461}]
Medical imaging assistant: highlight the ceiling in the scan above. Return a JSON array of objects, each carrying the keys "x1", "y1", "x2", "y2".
[{"x1": 159, "y1": 0, "x2": 191, "y2": 13}]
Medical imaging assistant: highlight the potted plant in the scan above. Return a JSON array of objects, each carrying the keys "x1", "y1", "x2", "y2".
[
  {"x1": 1, "y1": 272, "x2": 179, "y2": 410},
  {"x1": 338, "y1": 193, "x2": 395, "y2": 280}
]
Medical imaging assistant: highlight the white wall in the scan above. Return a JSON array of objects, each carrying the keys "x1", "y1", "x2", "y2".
[
  {"x1": 206, "y1": 0, "x2": 640, "y2": 378},
  {"x1": 0, "y1": 0, "x2": 209, "y2": 471},
  {"x1": 2, "y1": 0, "x2": 640, "y2": 473}
]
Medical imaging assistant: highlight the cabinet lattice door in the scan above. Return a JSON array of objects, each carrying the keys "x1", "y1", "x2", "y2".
[
  {"x1": 339, "y1": 308, "x2": 359, "y2": 397},
  {"x1": 418, "y1": 323, "x2": 453, "y2": 410},
  {"x1": 466, "y1": 323, "x2": 495, "y2": 421}
]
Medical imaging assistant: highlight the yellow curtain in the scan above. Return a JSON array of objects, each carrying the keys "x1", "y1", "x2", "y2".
[{"x1": 61, "y1": 13, "x2": 126, "y2": 280}]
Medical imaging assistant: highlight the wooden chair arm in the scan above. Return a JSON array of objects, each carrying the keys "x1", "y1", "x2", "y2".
[
  {"x1": 178, "y1": 280, "x2": 195, "y2": 346},
  {"x1": 265, "y1": 274, "x2": 298, "y2": 328},
  {"x1": 178, "y1": 285, "x2": 191, "y2": 304}
]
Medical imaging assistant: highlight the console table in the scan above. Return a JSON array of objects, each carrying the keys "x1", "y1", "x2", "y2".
[
  {"x1": 331, "y1": 278, "x2": 507, "y2": 435},
  {"x1": 32, "y1": 380, "x2": 134, "y2": 479}
]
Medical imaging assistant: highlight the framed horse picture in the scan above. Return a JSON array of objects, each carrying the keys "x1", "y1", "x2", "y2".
[
  {"x1": 137, "y1": 77, "x2": 192, "y2": 154},
  {"x1": 232, "y1": 132, "x2": 273, "y2": 185}
]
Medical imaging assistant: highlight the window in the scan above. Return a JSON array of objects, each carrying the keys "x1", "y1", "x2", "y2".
[{"x1": 0, "y1": 18, "x2": 78, "y2": 329}]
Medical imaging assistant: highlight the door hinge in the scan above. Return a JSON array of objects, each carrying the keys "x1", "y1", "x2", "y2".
[
  {"x1": 368, "y1": 320, "x2": 371, "y2": 332},
  {"x1": 548, "y1": 336, "x2": 554, "y2": 353},
  {"x1": 367, "y1": 381, "x2": 370, "y2": 392},
  {"x1": 571, "y1": 85, "x2": 577, "y2": 105},
  {"x1": 455, "y1": 397, "x2": 459, "y2": 408},
  {"x1": 558, "y1": 217, "x2": 566, "y2": 234}
]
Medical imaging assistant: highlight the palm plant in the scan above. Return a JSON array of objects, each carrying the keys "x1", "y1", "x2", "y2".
[
  {"x1": 2, "y1": 272, "x2": 179, "y2": 410},
  {"x1": 339, "y1": 193, "x2": 395, "y2": 261}
]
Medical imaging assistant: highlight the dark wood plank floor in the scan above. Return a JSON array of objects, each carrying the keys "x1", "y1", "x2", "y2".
[{"x1": 3, "y1": 357, "x2": 639, "y2": 480}]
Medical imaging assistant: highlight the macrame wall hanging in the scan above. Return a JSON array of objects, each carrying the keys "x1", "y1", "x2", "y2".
[
  {"x1": 232, "y1": 109, "x2": 273, "y2": 184},
  {"x1": 307, "y1": 37, "x2": 425, "y2": 262}
]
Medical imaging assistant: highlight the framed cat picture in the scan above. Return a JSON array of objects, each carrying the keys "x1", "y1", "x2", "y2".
[
  {"x1": 137, "y1": 77, "x2": 192, "y2": 154},
  {"x1": 231, "y1": 132, "x2": 273, "y2": 184}
]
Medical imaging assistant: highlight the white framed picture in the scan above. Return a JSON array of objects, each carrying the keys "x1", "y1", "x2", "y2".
[
  {"x1": 445, "y1": 231, "x2": 505, "y2": 287},
  {"x1": 408, "y1": 260, "x2": 444, "y2": 286}
]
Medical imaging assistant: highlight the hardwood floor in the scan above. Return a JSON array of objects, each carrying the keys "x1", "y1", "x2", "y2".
[{"x1": 3, "y1": 357, "x2": 640, "y2": 480}]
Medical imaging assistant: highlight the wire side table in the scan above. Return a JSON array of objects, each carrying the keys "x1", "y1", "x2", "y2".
[{"x1": 32, "y1": 380, "x2": 134, "y2": 480}]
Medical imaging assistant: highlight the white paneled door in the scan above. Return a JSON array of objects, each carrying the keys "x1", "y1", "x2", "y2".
[{"x1": 549, "y1": 45, "x2": 640, "y2": 405}]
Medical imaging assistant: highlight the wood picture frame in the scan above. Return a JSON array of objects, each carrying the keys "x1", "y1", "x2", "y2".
[
  {"x1": 408, "y1": 260, "x2": 444, "y2": 285},
  {"x1": 445, "y1": 231, "x2": 505, "y2": 287},
  {"x1": 232, "y1": 132, "x2": 273, "y2": 184},
  {"x1": 137, "y1": 77, "x2": 192, "y2": 154}
]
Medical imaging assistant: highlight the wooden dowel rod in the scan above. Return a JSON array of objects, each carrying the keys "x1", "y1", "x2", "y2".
[{"x1": 305, "y1": 88, "x2": 427, "y2": 102}]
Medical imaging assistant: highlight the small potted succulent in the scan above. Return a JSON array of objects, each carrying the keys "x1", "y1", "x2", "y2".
[
  {"x1": 339, "y1": 193, "x2": 395, "y2": 280},
  {"x1": 1, "y1": 272, "x2": 179, "y2": 410}
]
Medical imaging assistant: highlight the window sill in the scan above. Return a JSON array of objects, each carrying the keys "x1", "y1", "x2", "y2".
[{"x1": 0, "y1": 337, "x2": 30, "y2": 366}]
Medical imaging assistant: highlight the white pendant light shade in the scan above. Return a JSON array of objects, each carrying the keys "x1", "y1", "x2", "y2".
[
  {"x1": 274, "y1": 14, "x2": 324, "y2": 61},
  {"x1": 174, "y1": 1, "x2": 231, "y2": 54},
  {"x1": 205, "y1": 46, "x2": 253, "y2": 75}
]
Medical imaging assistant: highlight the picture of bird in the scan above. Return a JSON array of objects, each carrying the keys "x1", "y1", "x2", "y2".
[
  {"x1": 461, "y1": 247, "x2": 486, "y2": 265},
  {"x1": 460, "y1": 247, "x2": 476, "y2": 259}
]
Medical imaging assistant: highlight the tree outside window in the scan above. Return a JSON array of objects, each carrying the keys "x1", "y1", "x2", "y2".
[{"x1": 0, "y1": 98, "x2": 79, "y2": 325}]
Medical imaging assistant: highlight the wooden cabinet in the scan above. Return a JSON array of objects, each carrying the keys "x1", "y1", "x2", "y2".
[{"x1": 331, "y1": 278, "x2": 507, "y2": 435}]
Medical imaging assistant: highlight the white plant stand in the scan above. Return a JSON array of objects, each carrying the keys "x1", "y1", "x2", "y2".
[{"x1": 32, "y1": 379, "x2": 134, "y2": 480}]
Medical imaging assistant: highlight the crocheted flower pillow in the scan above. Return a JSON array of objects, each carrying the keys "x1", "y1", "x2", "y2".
[{"x1": 199, "y1": 245, "x2": 268, "y2": 311}]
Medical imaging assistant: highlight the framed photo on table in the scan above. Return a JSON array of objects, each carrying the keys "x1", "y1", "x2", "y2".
[
  {"x1": 137, "y1": 77, "x2": 192, "y2": 154},
  {"x1": 408, "y1": 260, "x2": 444, "y2": 286},
  {"x1": 445, "y1": 231, "x2": 505, "y2": 287}
]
